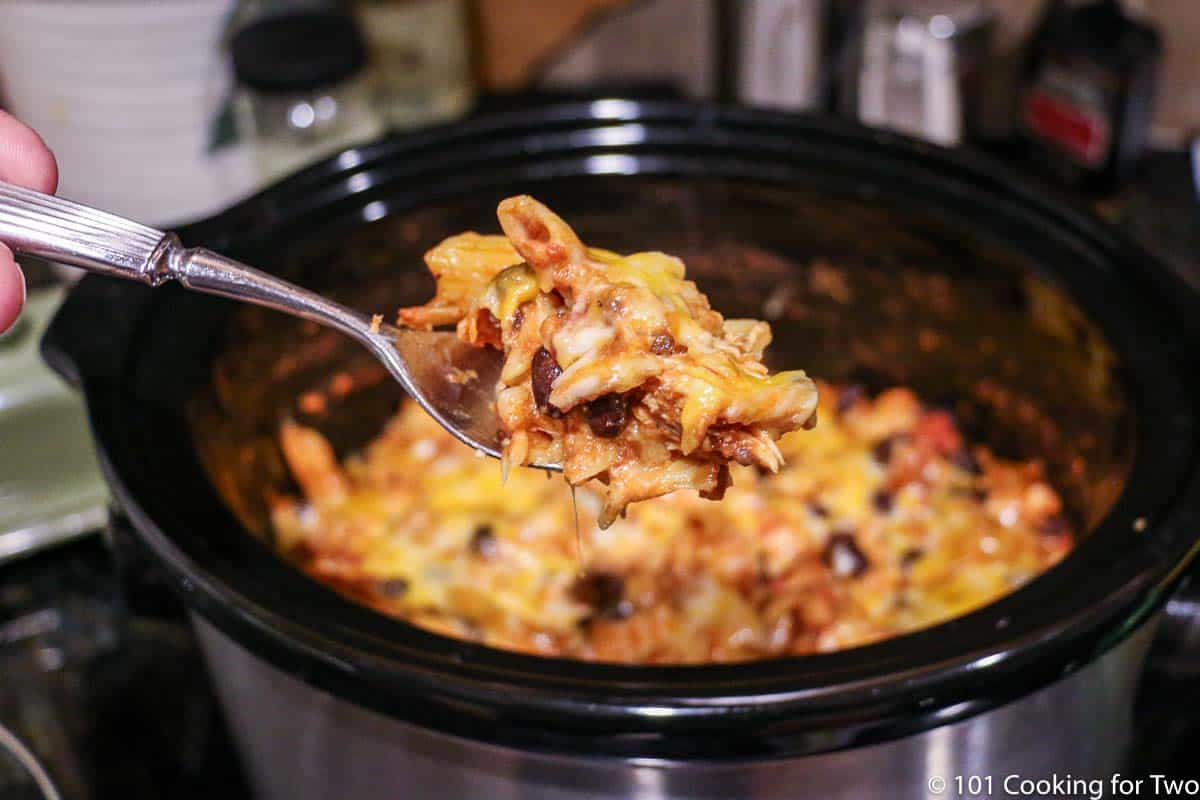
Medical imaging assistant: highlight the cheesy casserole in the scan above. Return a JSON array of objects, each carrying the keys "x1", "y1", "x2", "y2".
[
  {"x1": 398, "y1": 196, "x2": 819, "y2": 527},
  {"x1": 271, "y1": 384, "x2": 1072, "y2": 663}
]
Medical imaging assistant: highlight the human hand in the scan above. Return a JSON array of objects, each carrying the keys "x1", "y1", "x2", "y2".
[{"x1": 0, "y1": 110, "x2": 58, "y2": 332}]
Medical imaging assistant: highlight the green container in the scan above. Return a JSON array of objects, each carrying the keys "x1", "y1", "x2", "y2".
[{"x1": 0, "y1": 287, "x2": 107, "y2": 563}]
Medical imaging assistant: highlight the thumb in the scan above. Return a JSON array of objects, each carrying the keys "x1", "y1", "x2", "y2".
[{"x1": 0, "y1": 243, "x2": 26, "y2": 333}]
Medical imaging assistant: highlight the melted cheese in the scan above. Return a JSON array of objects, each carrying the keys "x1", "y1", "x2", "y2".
[{"x1": 273, "y1": 385, "x2": 1073, "y2": 662}]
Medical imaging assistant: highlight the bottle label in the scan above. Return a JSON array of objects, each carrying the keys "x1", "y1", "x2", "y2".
[{"x1": 1021, "y1": 59, "x2": 1113, "y2": 169}]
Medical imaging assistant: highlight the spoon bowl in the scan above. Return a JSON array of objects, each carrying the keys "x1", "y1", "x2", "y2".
[{"x1": 370, "y1": 323, "x2": 515, "y2": 464}]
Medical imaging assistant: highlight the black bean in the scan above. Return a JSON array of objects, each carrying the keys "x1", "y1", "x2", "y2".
[
  {"x1": 470, "y1": 524, "x2": 499, "y2": 559},
  {"x1": 837, "y1": 384, "x2": 865, "y2": 414},
  {"x1": 950, "y1": 448, "x2": 982, "y2": 475},
  {"x1": 872, "y1": 436, "x2": 899, "y2": 465},
  {"x1": 585, "y1": 393, "x2": 630, "y2": 438},
  {"x1": 377, "y1": 578, "x2": 410, "y2": 597},
  {"x1": 900, "y1": 548, "x2": 924, "y2": 570},
  {"x1": 953, "y1": 485, "x2": 989, "y2": 502},
  {"x1": 571, "y1": 572, "x2": 634, "y2": 619},
  {"x1": 823, "y1": 532, "x2": 870, "y2": 578},
  {"x1": 531, "y1": 347, "x2": 563, "y2": 418},
  {"x1": 872, "y1": 489, "x2": 894, "y2": 513}
]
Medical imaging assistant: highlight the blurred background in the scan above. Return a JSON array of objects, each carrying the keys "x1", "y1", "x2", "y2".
[
  {"x1": 0, "y1": 1, "x2": 1197, "y2": 797},
  {"x1": 0, "y1": 0, "x2": 1196, "y2": 225}
]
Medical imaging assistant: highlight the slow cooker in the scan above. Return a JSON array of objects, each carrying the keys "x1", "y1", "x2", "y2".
[{"x1": 41, "y1": 102, "x2": 1200, "y2": 799}]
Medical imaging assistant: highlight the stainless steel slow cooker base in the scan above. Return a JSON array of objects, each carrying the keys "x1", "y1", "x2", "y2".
[{"x1": 195, "y1": 615, "x2": 1155, "y2": 800}]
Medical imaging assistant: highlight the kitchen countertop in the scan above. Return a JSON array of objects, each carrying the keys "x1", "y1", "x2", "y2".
[{"x1": 0, "y1": 142, "x2": 1196, "y2": 799}]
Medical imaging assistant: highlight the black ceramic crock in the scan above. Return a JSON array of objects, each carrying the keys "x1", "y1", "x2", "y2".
[{"x1": 41, "y1": 102, "x2": 1200, "y2": 799}]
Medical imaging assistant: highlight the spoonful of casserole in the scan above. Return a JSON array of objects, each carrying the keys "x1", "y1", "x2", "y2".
[{"x1": 399, "y1": 195, "x2": 818, "y2": 526}]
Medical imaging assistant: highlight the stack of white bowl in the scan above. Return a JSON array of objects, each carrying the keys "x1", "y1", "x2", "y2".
[{"x1": 0, "y1": 1, "x2": 257, "y2": 228}]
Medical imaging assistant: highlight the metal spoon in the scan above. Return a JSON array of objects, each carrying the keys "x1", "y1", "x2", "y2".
[{"x1": 0, "y1": 181, "x2": 539, "y2": 468}]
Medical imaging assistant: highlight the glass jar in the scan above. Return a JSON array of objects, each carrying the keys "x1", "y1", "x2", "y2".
[{"x1": 232, "y1": 9, "x2": 384, "y2": 182}]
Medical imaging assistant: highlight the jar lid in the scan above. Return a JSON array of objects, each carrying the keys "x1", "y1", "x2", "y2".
[{"x1": 232, "y1": 11, "x2": 367, "y2": 93}]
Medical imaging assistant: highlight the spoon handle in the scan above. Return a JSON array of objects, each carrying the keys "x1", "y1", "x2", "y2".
[
  {"x1": 2, "y1": 181, "x2": 524, "y2": 466},
  {"x1": 168, "y1": 246, "x2": 377, "y2": 343},
  {"x1": 0, "y1": 180, "x2": 167, "y2": 277},
  {"x1": 0, "y1": 180, "x2": 377, "y2": 343}
]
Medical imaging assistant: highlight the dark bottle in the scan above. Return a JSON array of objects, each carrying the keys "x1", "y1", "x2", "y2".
[{"x1": 1017, "y1": 0, "x2": 1161, "y2": 189}]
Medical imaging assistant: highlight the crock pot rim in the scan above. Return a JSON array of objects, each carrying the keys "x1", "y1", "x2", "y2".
[{"x1": 46, "y1": 101, "x2": 1200, "y2": 759}]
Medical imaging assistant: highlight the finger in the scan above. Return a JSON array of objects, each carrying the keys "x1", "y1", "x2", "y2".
[
  {"x1": 0, "y1": 110, "x2": 57, "y2": 193},
  {"x1": 0, "y1": 244, "x2": 25, "y2": 333}
]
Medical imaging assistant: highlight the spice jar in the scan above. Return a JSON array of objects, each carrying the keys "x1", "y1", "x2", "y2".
[{"x1": 232, "y1": 10, "x2": 383, "y2": 181}]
